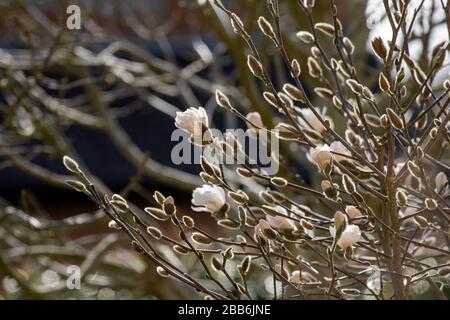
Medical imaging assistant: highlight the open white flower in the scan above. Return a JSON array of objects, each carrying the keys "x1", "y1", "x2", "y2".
[
  {"x1": 330, "y1": 141, "x2": 351, "y2": 162},
  {"x1": 266, "y1": 206, "x2": 296, "y2": 233},
  {"x1": 308, "y1": 144, "x2": 332, "y2": 170},
  {"x1": 192, "y1": 184, "x2": 226, "y2": 213},
  {"x1": 175, "y1": 107, "x2": 209, "y2": 139},
  {"x1": 337, "y1": 224, "x2": 361, "y2": 249}
]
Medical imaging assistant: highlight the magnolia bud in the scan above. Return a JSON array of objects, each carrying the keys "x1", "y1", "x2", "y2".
[
  {"x1": 407, "y1": 161, "x2": 421, "y2": 178},
  {"x1": 259, "y1": 190, "x2": 275, "y2": 204},
  {"x1": 291, "y1": 59, "x2": 301, "y2": 77},
  {"x1": 307, "y1": 57, "x2": 322, "y2": 78},
  {"x1": 236, "y1": 167, "x2": 254, "y2": 178},
  {"x1": 379, "y1": 72, "x2": 390, "y2": 92},
  {"x1": 424, "y1": 198, "x2": 437, "y2": 210},
  {"x1": 343, "y1": 37, "x2": 355, "y2": 54},
  {"x1": 222, "y1": 247, "x2": 234, "y2": 260},
  {"x1": 163, "y1": 196, "x2": 176, "y2": 215},
  {"x1": 247, "y1": 55, "x2": 264, "y2": 79},
  {"x1": 153, "y1": 191, "x2": 165, "y2": 205},
  {"x1": 65, "y1": 180, "x2": 86, "y2": 192},
  {"x1": 239, "y1": 256, "x2": 252, "y2": 276},
  {"x1": 147, "y1": 226, "x2": 162, "y2": 240},
  {"x1": 315, "y1": 22, "x2": 334, "y2": 36},
  {"x1": 386, "y1": 108, "x2": 404, "y2": 130},
  {"x1": 258, "y1": 16, "x2": 276, "y2": 40},
  {"x1": 346, "y1": 79, "x2": 363, "y2": 95},
  {"x1": 296, "y1": 31, "x2": 314, "y2": 43},
  {"x1": 215, "y1": 89, "x2": 232, "y2": 109},
  {"x1": 144, "y1": 207, "x2": 169, "y2": 221},
  {"x1": 396, "y1": 190, "x2": 408, "y2": 207},
  {"x1": 218, "y1": 219, "x2": 240, "y2": 230},
  {"x1": 182, "y1": 215, "x2": 195, "y2": 228},
  {"x1": 332, "y1": 96, "x2": 343, "y2": 109},
  {"x1": 228, "y1": 190, "x2": 249, "y2": 205},
  {"x1": 342, "y1": 174, "x2": 356, "y2": 194},
  {"x1": 173, "y1": 245, "x2": 190, "y2": 255},
  {"x1": 230, "y1": 13, "x2": 244, "y2": 35},
  {"x1": 192, "y1": 232, "x2": 212, "y2": 245},
  {"x1": 334, "y1": 211, "x2": 346, "y2": 228},
  {"x1": 63, "y1": 156, "x2": 80, "y2": 173},
  {"x1": 300, "y1": 219, "x2": 314, "y2": 230},
  {"x1": 371, "y1": 36, "x2": 387, "y2": 60},
  {"x1": 211, "y1": 257, "x2": 223, "y2": 271},
  {"x1": 270, "y1": 176, "x2": 288, "y2": 187},
  {"x1": 414, "y1": 215, "x2": 428, "y2": 228},
  {"x1": 321, "y1": 180, "x2": 338, "y2": 198},
  {"x1": 283, "y1": 83, "x2": 305, "y2": 102}
]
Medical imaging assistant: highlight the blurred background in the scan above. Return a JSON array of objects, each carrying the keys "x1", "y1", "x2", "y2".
[{"x1": 0, "y1": 0, "x2": 448, "y2": 299}]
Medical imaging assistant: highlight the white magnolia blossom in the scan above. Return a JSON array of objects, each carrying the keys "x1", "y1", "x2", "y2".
[
  {"x1": 175, "y1": 107, "x2": 209, "y2": 138},
  {"x1": 308, "y1": 144, "x2": 333, "y2": 169},
  {"x1": 192, "y1": 184, "x2": 226, "y2": 213},
  {"x1": 297, "y1": 107, "x2": 333, "y2": 134},
  {"x1": 266, "y1": 206, "x2": 296, "y2": 232},
  {"x1": 336, "y1": 224, "x2": 361, "y2": 249},
  {"x1": 330, "y1": 141, "x2": 351, "y2": 162}
]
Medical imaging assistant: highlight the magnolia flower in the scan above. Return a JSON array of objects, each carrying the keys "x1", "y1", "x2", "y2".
[
  {"x1": 266, "y1": 206, "x2": 296, "y2": 233},
  {"x1": 336, "y1": 224, "x2": 361, "y2": 249},
  {"x1": 192, "y1": 184, "x2": 226, "y2": 213},
  {"x1": 308, "y1": 144, "x2": 332, "y2": 170},
  {"x1": 345, "y1": 206, "x2": 363, "y2": 221},
  {"x1": 175, "y1": 107, "x2": 209, "y2": 140},
  {"x1": 297, "y1": 107, "x2": 333, "y2": 134},
  {"x1": 330, "y1": 141, "x2": 351, "y2": 162},
  {"x1": 289, "y1": 270, "x2": 317, "y2": 284}
]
